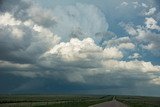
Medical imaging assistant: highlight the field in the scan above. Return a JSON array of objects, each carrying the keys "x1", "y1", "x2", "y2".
[
  {"x1": 0, "y1": 95, "x2": 160, "y2": 107},
  {"x1": 116, "y1": 95, "x2": 160, "y2": 107},
  {"x1": 0, "y1": 95, "x2": 112, "y2": 107}
]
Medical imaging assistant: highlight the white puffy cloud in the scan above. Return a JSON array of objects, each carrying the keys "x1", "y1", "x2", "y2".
[
  {"x1": 145, "y1": 17, "x2": 160, "y2": 31},
  {"x1": 102, "y1": 60, "x2": 160, "y2": 73},
  {"x1": 118, "y1": 43, "x2": 135, "y2": 50},
  {"x1": 121, "y1": 20, "x2": 160, "y2": 55},
  {"x1": 103, "y1": 47, "x2": 123, "y2": 59},
  {"x1": 150, "y1": 77, "x2": 160, "y2": 85},
  {"x1": 126, "y1": 26, "x2": 137, "y2": 36},
  {"x1": 135, "y1": 28, "x2": 160, "y2": 54},
  {"x1": 45, "y1": 38, "x2": 102, "y2": 61},
  {"x1": 105, "y1": 37, "x2": 135, "y2": 50},
  {"x1": 37, "y1": 37, "x2": 160, "y2": 84},
  {"x1": 145, "y1": 7, "x2": 156, "y2": 16},
  {"x1": 143, "y1": 44, "x2": 158, "y2": 52},
  {"x1": 36, "y1": 38, "x2": 123, "y2": 83},
  {"x1": 32, "y1": 24, "x2": 60, "y2": 43},
  {"x1": 129, "y1": 53, "x2": 141, "y2": 59},
  {"x1": 0, "y1": 12, "x2": 21, "y2": 26},
  {"x1": 43, "y1": 38, "x2": 123, "y2": 62}
]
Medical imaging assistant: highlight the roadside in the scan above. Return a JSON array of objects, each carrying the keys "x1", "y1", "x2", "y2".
[{"x1": 89, "y1": 96, "x2": 128, "y2": 107}]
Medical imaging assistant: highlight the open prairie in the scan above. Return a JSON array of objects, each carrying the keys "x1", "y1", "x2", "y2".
[{"x1": 0, "y1": 95, "x2": 160, "y2": 107}]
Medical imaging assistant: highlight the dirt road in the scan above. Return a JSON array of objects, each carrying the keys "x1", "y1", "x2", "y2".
[{"x1": 89, "y1": 100, "x2": 128, "y2": 107}]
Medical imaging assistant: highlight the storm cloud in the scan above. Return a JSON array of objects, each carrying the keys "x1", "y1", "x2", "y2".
[{"x1": 0, "y1": 0, "x2": 160, "y2": 96}]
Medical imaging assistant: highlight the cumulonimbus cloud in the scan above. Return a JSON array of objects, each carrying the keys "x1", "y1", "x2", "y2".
[{"x1": 0, "y1": 0, "x2": 160, "y2": 93}]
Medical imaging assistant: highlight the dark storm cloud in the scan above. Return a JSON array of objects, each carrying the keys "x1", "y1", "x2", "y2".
[{"x1": 0, "y1": 15, "x2": 59, "y2": 64}]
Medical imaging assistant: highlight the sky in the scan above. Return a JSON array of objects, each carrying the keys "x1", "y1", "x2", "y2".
[{"x1": 0, "y1": 0, "x2": 160, "y2": 96}]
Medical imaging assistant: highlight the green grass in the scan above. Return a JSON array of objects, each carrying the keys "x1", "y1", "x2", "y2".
[
  {"x1": 0, "y1": 95, "x2": 113, "y2": 107},
  {"x1": 35, "y1": 95, "x2": 113, "y2": 107},
  {"x1": 116, "y1": 96, "x2": 160, "y2": 107},
  {"x1": 35, "y1": 100, "x2": 106, "y2": 107},
  {"x1": 1, "y1": 95, "x2": 160, "y2": 107}
]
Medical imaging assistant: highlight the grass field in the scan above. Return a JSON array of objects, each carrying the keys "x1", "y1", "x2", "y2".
[
  {"x1": 0, "y1": 95, "x2": 112, "y2": 107},
  {"x1": 0, "y1": 95, "x2": 160, "y2": 107},
  {"x1": 116, "y1": 95, "x2": 160, "y2": 107}
]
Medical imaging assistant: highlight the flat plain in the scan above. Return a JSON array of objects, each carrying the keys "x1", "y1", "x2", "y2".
[{"x1": 0, "y1": 95, "x2": 160, "y2": 107}]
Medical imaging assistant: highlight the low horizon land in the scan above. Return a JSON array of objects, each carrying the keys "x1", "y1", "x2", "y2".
[
  {"x1": 1, "y1": 94, "x2": 160, "y2": 107},
  {"x1": 1, "y1": 93, "x2": 160, "y2": 97}
]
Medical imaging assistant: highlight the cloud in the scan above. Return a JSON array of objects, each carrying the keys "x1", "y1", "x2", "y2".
[
  {"x1": 136, "y1": 28, "x2": 160, "y2": 55},
  {"x1": 0, "y1": 0, "x2": 160, "y2": 94},
  {"x1": 142, "y1": 3, "x2": 148, "y2": 8},
  {"x1": 103, "y1": 47, "x2": 123, "y2": 59},
  {"x1": 36, "y1": 38, "x2": 122, "y2": 83},
  {"x1": 0, "y1": 60, "x2": 33, "y2": 70},
  {"x1": 132, "y1": 1, "x2": 141, "y2": 8},
  {"x1": 10, "y1": 71, "x2": 40, "y2": 78},
  {"x1": 41, "y1": 38, "x2": 123, "y2": 63},
  {"x1": 118, "y1": 43, "x2": 135, "y2": 50},
  {"x1": 150, "y1": 77, "x2": 160, "y2": 85},
  {"x1": 44, "y1": 38, "x2": 102, "y2": 62},
  {"x1": 104, "y1": 37, "x2": 135, "y2": 50},
  {"x1": 129, "y1": 53, "x2": 141, "y2": 59},
  {"x1": 145, "y1": 7, "x2": 156, "y2": 16},
  {"x1": 0, "y1": 12, "x2": 21, "y2": 26},
  {"x1": 121, "y1": 2, "x2": 128, "y2": 6},
  {"x1": 52, "y1": 3, "x2": 108, "y2": 43},
  {"x1": 0, "y1": 0, "x2": 110, "y2": 84},
  {"x1": 145, "y1": 17, "x2": 160, "y2": 31},
  {"x1": 102, "y1": 60, "x2": 160, "y2": 73},
  {"x1": 0, "y1": 11, "x2": 60, "y2": 64},
  {"x1": 119, "y1": 22, "x2": 137, "y2": 36},
  {"x1": 27, "y1": 5, "x2": 57, "y2": 28},
  {"x1": 121, "y1": 20, "x2": 160, "y2": 56},
  {"x1": 36, "y1": 38, "x2": 160, "y2": 84}
]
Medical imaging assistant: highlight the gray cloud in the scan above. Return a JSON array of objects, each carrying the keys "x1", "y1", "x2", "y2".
[
  {"x1": 0, "y1": 0, "x2": 160, "y2": 95},
  {"x1": 52, "y1": 3, "x2": 108, "y2": 43},
  {"x1": 103, "y1": 36, "x2": 135, "y2": 50},
  {"x1": 0, "y1": 11, "x2": 60, "y2": 63}
]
